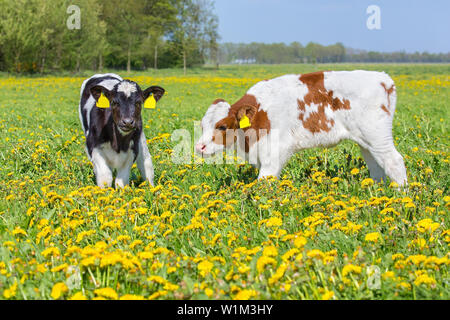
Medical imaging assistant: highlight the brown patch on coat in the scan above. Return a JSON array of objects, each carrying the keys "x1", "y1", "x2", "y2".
[
  {"x1": 298, "y1": 71, "x2": 351, "y2": 134},
  {"x1": 381, "y1": 82, "x2": 395, "y2": 96},
  {"x1": 297, "y1": 99, "x2": 335, "y2": 133},
  {"x1": 380, "y1": 82, "x2": 395, "y2": 115},
  {"x1": 212, "y1": 94, "x2": 271, "y2": 152},
  {"x1": 381, "y1": 104, "x2": 390, "y2": 116},
  {"x1": 212, "y1": 117, "x2": 237, "y2": 147}
]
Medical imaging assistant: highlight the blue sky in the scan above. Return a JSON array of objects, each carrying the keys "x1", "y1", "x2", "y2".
[{"x1": 214, "y1": 0, "x2": 450, "y2": 53}]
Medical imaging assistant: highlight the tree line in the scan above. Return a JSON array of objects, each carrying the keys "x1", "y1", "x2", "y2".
[
  {"x1": 0, "y1": 0, "x2": 219, "y2": 73},
  {"x1": 219, "y1": 42, "x2": 450, "y2": 64},
  {"x1": 1, "y1": 0, "x2": 448, "y2": 74}
]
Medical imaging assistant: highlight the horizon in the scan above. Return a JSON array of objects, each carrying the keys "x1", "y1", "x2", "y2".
[
  {"x1": 214, "y1": 0, "x2": 450, "y2": 54},
  {"x1": 216, "y1": 41, "x2": 449, "y2": 55}
]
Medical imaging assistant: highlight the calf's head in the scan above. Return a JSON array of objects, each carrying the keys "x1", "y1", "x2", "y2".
[
  {"x1": 90, "y1": 80, "x2": 165, "y2": 134},
  {"x1": 196, "y1": 98, "x2": 263, "y2": 156}
]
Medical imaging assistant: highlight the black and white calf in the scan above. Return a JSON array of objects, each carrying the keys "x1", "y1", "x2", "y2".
[{"x1": 79, "y1": 73, "x2": 165, "y2": 188}]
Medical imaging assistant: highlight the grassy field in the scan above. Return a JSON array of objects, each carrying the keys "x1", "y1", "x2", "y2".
[{"x1": 0, "y1": 64, "x2": 448, "y2": 300}]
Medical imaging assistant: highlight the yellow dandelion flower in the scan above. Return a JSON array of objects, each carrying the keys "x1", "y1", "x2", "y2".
[
  {"x1": 41, "y1": 247, "x2": 60, "y2": 258},
  {"x1": 198, "y1": 260, "x2": 214, "y2": 277},
  {"x1": 392, "y1": 253, "x2": 404, "y2": 260},
  {"x1": 397, "y1": 282, "x2": 411, "y2": 290},
  {"x1": 51, "y1": 282, "x2": 68, "y2": 300},
  {"x1": 342, "y1": 264, "x2": 362, "y2": 276},
  {"x1": 80, "y1": 256, "x2": 97, "y2": 267},
  {"x1": 148, "y1": 290, "x2": 168, "y2": 300},
  {"x1": 235, "y1": 263, "x2": 249, "y2": 273},
  {"x1": 3, "y1": 280, "x2": 18, "y2": 299},
  {"x1": 163, "y1": 282, "x2": 179, "y2": 291},
  {"x1": 401, "y1": 197, "x2": 413, "y2": 203},
  {"x1": 365, "y1": 232, "x2": 381, "y2": 243},
  {"x1": 205, "y1": 288, "x2": 214, "y2": 298},
  {"x1": 119, "y1": 294, "x2": 146, "y2": 300},
  {"x1": 294, "y1": 236, "x2": 307, "y2": 248},
  {"x1": 306, "y1": 249, "x2": 324, "y2": 260},
  {"x1": 12, "y1": 227, "x2": 27, "y2": 237},
  {"x1": 405, "y1": 202, "x2": 416, "y2": 209},
  {"x1": 130, "y1": 240, "x2": 143, "y2": 249},
  {"x1": 256, "y1": 256, "x2": 276, "y2": 273},
  {"x1": 50, "y1": 263, "x2": 68, "y2": 273},
  {"x1": 262, "y1": 245, "x2": 278, "y2": 257},
  {"x1": 416, "y1": 218, "x2": 440, "y2": 233},
  {"x1": 414, "y1": 274, "x2": 436, "y2": 287},
  {"x1": 389, "y1": 181, "x2": 399, "y2": 188},
  {"x1": 94, "y1": 287, "x2": 118, "y2": 300},
  {"x1": 265, "y1": 217, "x2": 283, "y2": 228},
  {"x1": 409, "y1": 238, "x2": 427, "y2": 249},
  {"x1": 361, "y1": 178, "x2": 374, "y2": 188},
  {"x1": 321, "y1": 290, "x2": 334, "y2": 300},
  {"x1": 148, "y1": 275, "x2": 166, "y2": 284},
  {"x1": 233, "y1": 289, "x2": 258, "y2": 300},
  {"x1": 268, "y1": 263, "x2": 287, "y2": 285},
  {"x1": 69, "y1": 292, "x2": 88, "y2": 300},
  {"x1": 406, "y1": 254, "x2": 427, "y2": 266}
]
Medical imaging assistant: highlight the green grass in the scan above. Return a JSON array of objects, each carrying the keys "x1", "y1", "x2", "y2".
[{"x1": 0, "y1": 64, "x2": 448, "y2": 300}]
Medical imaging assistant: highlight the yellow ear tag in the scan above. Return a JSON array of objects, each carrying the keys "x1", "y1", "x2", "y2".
[
  {"x1": 97, "y1": 92, "x2": 110, "y2": 109},
  {"x1": 144, "y1": 94, "x2": 156, "y2": 109},
  {"x1": 239, "y1": 115, "x2": 251, "y2": 129}
]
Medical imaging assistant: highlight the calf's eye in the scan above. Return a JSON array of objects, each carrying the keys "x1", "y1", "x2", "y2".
[{"x1": 217, "y1": 126, "x2": 227, "y2": 131}]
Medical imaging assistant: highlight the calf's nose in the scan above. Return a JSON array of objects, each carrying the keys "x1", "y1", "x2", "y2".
[
  {"x1": 195, "y1": 143, "x2": 206, "y2": 153},
  {"x1": 121, "y1": 118, "x2": 135, "y2": 128}
]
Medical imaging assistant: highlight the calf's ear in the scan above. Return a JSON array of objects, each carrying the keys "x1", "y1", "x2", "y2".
[
  {"x1": 235, "y1": 105, "x2": 257, "y2": 129},
  {"x1": 90, "y1": 86, "x2": 113, "y2": 109},
  {"x1": 142, "y1": 86, "x2": 165, "y2": 109}
]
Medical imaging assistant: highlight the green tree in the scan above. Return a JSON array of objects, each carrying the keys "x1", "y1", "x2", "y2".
[
  {"x1": 138, "y1": 0, "x2": 178, "y2": 70},
  {"x1": 172, "y1": 0, "x2": 218, "y2": 74},
  {"x1": 63, "y1": 0, "x2": 107, "y2": 72},
  {"x1": 202, "y1": 3, "x2": 220, "y2": 68},
  {"x1": 0, "y1": 0, "x2": 106, "y2": 73},
  {"x1": 0, "y1": 0, "x2": 43, "y2": 72},
  {"x1": 102, "y1": 0, "x2": 146, "y2": 72}
]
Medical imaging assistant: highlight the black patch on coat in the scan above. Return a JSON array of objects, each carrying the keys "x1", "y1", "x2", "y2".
[{"x1": 80, "y1": 75, "x2": 121, "y2": 134}]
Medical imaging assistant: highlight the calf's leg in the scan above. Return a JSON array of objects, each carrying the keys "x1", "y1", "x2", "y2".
[
  {"x1": 115, "y1": 154, "x2": 134, "y2": 189},
  {"x1": 359, "y1": 146, "x2": 386, "y2": 183},
  {"x1": 136, "y1": 132, "x2": 155, "y2": 186},
  {"x1": 355, "y1": 107, "x2": 407, "y2": 186},
  {"x1": 357, "y1": 140, "x2": 407, "y2": 186},
  {"x1": 91, "y1": 148, "x2": 113, "y2": 188},
  {"x1": 256, "y1": 140, "x2": 290, "y2": 180},
  {"x1": 371, "y1": 144, "x2": 407, "y2": 186}
]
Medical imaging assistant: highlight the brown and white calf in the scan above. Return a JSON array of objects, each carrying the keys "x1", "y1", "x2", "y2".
[
  {"x1": 79, "y1": 73, "x2": 165, "y2": 188},
  {"x1": 195, "y1": 71, "x2": 408, "y2": 186}
]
